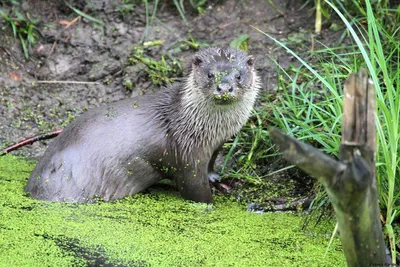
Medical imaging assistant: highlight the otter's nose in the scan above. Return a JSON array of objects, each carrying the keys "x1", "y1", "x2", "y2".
[{"x1": 217, "y1": 83, "x2": 233, "y2": 94}]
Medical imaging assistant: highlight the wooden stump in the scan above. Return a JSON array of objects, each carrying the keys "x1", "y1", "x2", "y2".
[{"x1": 269, "y1": 69, "x2": 387, "y2": 266}]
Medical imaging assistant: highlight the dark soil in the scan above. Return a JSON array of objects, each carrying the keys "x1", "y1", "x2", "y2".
[{"x1": 0, "y1": 0, "x2": 342, "y2": 201}]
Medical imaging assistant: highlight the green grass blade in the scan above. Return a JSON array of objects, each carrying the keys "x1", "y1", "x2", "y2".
[
  {"x1": 18, "y1": 31, "x2": 29, "y2": 59},
  {"x1": 251, "y1": 25, "x2": 337, "y2": 96},
  {"x1": 64, "y1": 2, "x2": 104, "y2": 25}
]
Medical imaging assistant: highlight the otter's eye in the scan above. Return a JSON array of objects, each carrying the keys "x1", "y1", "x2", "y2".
[
  {"x1": 208, "y1": 72, "x2": 214, "y2": 79},
  {"x1": 235, "y1": 74, "x2": 241, "y2": 81}
]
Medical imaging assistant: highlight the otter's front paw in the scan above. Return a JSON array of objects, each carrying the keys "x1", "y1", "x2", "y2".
[{"x1": 208, "y1": 172, "x2": 221, "y2": 183}]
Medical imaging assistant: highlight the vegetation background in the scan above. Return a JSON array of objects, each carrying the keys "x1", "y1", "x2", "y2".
[{"x1": 0, "y1": 0, "x2": 399, "y2": 265}]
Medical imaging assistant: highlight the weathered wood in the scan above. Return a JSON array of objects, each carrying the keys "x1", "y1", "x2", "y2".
[
  {"x1": 269, "y1": 128, "x2": 346, "y2": 188},
  {"x1": 335, "y1": 69, "x2": 385, "y2": 266},
  {"x1": 270, "y1": 69, "x2": 386, "y2": 266}
]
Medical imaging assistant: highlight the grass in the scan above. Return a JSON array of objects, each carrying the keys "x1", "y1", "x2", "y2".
[
  {"x1": 240, "y1": 0, "x2": 400, "y2": 262},
  {"x1": 0, "y1": 1, "x2": 104, "y2": 59},
  {"x1": 326, "y1": 1, "x2": 400, "y2": 261},
  {"x1": 0, "y1": 8, "x2": 40, "y2": 59},
  {"x1": 325, "y1": 0, "x2": 400, "y2": 261}
]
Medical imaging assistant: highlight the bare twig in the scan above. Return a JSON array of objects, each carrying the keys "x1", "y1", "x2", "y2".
[
  {"x1": 1, "y1": 129, "x2": 63, "y2": 156},
  {"x1": 36, "y1": 80, "x2": 100, "y2": 84},
  {"x1": 269, "y1": 127, "x2": 346, "y2": 188}
]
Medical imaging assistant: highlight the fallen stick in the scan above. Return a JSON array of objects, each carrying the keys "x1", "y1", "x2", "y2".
[
  {"x1": 0, "y1": 129, "x2": 63, "y2": 156},
  {"x1": 36, "y1": 80, "x2": 99, "y2": 85}
]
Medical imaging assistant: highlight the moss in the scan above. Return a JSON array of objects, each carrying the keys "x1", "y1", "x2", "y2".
[
  {"x1": 0, "y1": 155, "x2": 345, "y2": 266},
  {"x1": 123, "y1": 78, "x2": 133, "y2": 91},
  {"x1": 127, "y1": 46, "x2": 182, "y2": 86}
]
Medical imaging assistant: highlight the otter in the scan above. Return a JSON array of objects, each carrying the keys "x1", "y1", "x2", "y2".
[{"x1": 25, "y1": 47, "x2": 260, "y2": 203}]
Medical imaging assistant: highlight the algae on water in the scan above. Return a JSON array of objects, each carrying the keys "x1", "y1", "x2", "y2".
[{"x1": 0, "y1": 155, "x2": 345, "y2": 266}]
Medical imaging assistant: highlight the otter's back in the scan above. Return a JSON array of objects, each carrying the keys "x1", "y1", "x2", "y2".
[{"x1": 26, "y1": 96, "x2": 166, "y2": 202}]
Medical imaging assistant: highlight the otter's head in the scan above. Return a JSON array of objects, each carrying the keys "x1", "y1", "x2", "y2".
[{"x1": 189, "y1": 47, "x2": 257, "y2": 106}]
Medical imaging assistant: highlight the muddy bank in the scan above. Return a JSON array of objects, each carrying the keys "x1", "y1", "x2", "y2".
[{"x1": 0, "y1": 0, "x2": 338, "y2": 158}]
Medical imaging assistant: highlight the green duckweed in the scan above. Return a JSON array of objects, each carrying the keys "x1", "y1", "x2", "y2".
[{"x1": 0, "y1": 155, "x2": 345, "y2": 266}]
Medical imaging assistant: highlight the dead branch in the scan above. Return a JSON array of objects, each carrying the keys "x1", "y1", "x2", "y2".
[{"x1": 270, "y1": 69, "x2": 386, "y2": 266}]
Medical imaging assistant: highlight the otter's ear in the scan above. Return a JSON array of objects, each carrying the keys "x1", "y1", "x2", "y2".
[
  {"x1": 193, "y1": 56, "x2": 203, "y2": 67},
  {"x1": 246, "y1": 56, "x2": 255, "y2": 67}
]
